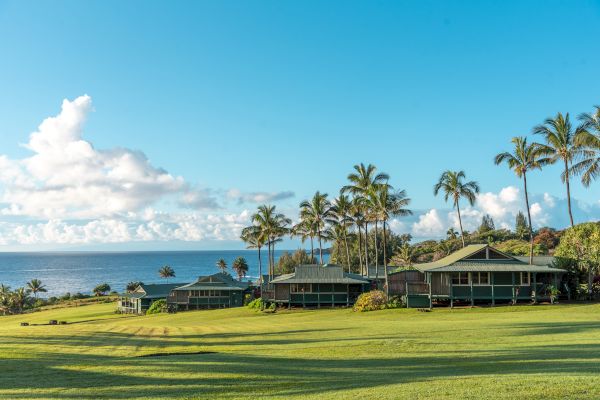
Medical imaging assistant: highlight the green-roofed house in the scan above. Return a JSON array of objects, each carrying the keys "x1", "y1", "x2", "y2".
[
  {"x1": 167, "y1": 273, "x2": 249, "y2": 310},
  {"x1": 118, "y1": 283, "x2": 185, "y2": 314},
  {"x1": 404, "y1": 244, "x2": 565, "y2": 308},
  {"x1": 268, "y1": 264, "x2": 370, "y2": 307}
]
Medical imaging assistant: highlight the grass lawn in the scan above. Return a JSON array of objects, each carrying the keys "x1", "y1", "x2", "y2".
[{"x1": 1, "y1": 302, "x2": 600, "y2": 399}]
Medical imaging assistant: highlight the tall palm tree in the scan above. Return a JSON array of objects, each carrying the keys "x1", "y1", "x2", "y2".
[
  {"x1": 533, "y1": 112, "x2": 586, "y2": 227},
  {"x1": 252, "y1": 205, "x2": 291, "y2": 278},
  {"x1": 0, "y1": 284, "x2": 11, "y2": 315},
  {"x1": 433, "y1": 170, "x2": 480, "y2": 248},
  {"x1": 495, "y1": 136, "x2": 551, "y2": 264},
  {"x1": 232, "y1": 257, "x2": 249, "y2": 281},
  {"x1": 12, "y1": 287, "x2": 30, "y2": 314},
  {"x1": 26, "y1": 279, "x2": 47, "y2": 300},
  {"x1": 158, "y1": 265, "x2": 175, "y2": 282},
  {"x1": 573, "y1": 106, "x2": 600, "y2": 187},
  {"x1": 299, "y1": 191, "x2": 332, "y2": 265},
  {"x1": 350, "y1": 200, "x2": 365, "y2": 274},
  {"x1": 241, "y1": 225, "x2": 266, "y2": 294},
  {"x1": 372, "y1": 185, "x2": 412, "y2": 295},
  {"x1": 329, "y1": 194, "x2": 354, "y2": 271},
  {"x1": 343, "y1": 163, "x2": 389, "y2": 272},
  {"x1": 216, "y1": 258, "x2": 228, "y2": 274},
  {"x1": 291, "y1": 217, "x2": 316, "y2": 262}
]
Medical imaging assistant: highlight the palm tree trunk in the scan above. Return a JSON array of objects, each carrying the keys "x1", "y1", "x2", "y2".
[
  {"x1": 456, "y1": 200, "x2": 465, "y2": 248},
  {"x1": 267, "y1": 240, "x2": 273, "y2": 279},
  {"x1": 565, "y1": 159, "x2": 575, "y2": 227},
  {"x1": 523, "y1": 173, "x2": 534, "y2": 265},
  {"x1": 374, "y1": 220, "x2": 379, "y2": 282},
  {"x1": 258, "y1": 245, "x2": 263, "y2": 290},
  {"x1": 364, "y1": 221, "x2": 369, "y2": 275},
  {"x1": 383, "y1": 220, "x2": 389, "y2": 298},
  {"x1": 357, "y1": 225, "x2": 364, "y2": 275},
  {"x1": 318, "y1": 229, "x2": 323, "y2": 265},
  {"x1": 343, "y1": 228, "x2": 351, "y2": 273},
  {"x1": 310, "y1": 235, "x2": 315, "y2": 263}
]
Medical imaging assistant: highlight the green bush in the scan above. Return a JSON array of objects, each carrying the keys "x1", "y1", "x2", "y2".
[
  {"x1": 243, "y1": 293, "x2": 253, "y2": 306},
  {"x1": 146, "y1": 299, "x2": 167, "y2": 315},
  {"x1": 353, "y1": 290, "x2": 387, "y2": 312},
  {"x1": 386, "y1": 295, "x2": 404, "y2": 309},
  {"x1": 247, "y1": 298, "x2": 264, "y2": 310}
]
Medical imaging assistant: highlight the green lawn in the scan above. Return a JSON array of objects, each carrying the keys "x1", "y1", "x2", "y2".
[{"x1": 1, "y1": 302, "x2": 600, "y2": 399}]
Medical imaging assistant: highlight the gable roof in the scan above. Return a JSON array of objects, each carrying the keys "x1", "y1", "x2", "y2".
[
  {"x1": 121, "y1": 283, "x2": 185, "y2": 299},
  {"x1": 172, "y1": 273, "x2": 248, "y2": 291},
  {"x1": 413, "y1": 244, "x2": 564, "y2": 273},
  {"x1": 270, "y1": 264, "x2": 370, "y2": 284}
]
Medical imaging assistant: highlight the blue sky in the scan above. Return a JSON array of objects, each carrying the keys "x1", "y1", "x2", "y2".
[{"x1": 0, "y1": 0, "x2": 599, "y2": 250}]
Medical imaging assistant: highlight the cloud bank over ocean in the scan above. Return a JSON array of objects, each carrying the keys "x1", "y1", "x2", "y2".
[{"x1": 0, "y1": 95, "x2": 598, "y2": 248}]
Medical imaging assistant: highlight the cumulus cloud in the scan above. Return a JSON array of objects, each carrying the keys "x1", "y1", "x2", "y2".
[
  {"x1": 0, "y1": 95, "x2": 187, "y2": 219},
  {"x1": 226, "y1": 189, "x2": 294, "y2": 204},
  {"x1": 398, "y1": 186, "x2": 600, "y2": 240}
]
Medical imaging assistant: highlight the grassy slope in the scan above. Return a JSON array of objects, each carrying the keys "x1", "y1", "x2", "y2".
[{"x1": 1, "y1": 303, "x2": 600, "y2": 399}]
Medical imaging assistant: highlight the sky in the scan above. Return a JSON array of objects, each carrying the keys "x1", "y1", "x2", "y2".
[{"x1": 0, "y1": 0, "x2": 599, "y2": 251}]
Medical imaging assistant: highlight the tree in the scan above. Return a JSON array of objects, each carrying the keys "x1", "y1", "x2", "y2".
[
  {"x1": 252, "y1": 205, "x2": 290, "y2": 278},
  {"x1": 515, "y1": 211, "x2": 529, "y2": 240},
  {"x1": 241, "y1": 225, "x2": 266, "y2": 291},
  {"x1": 126, "y1": 281, "x2": 143, "y2": 293},
  {"x1": 0, "y1": 284, "x2": 12, "y2": 315},
  {"x1": 299, "y1": 191, "x2": 332, "y2": 265},
  {"x1": 26, "y1": 279, "x2": 47, "y2": 300},
  {"x1": 11, "y1": 287, "x2": 31, "y2": 313},
  {"x1": 391, "y1": 243, "x2": 415, "y2": 267},
  {"x1": 158, "y1": 265, "x2": 175, "y2": 282},
  {"x1": 433, "y1": 170, "x2": 480, "y2": 248},
  {"x1": 371, "y1": 184, "x2": 412, "y2": 294},
  {"x1": 93, "y1": 283, "x2": 111, "y2": 297},
  {"x1": 275, "y1": 249, "x2": 314, "y2": 274},
  {"x1": 533, "y1": 113, "x2": 586, "y2": 227},
  {"x1": 343, "y1": 163, "x2": 389, "y2": 274},
  {"x1": 573, "y1": 105, "x2": 600, "y2": 187},
  {"x1": 291, "y1": 216, "x2": 316, "y2": 261},
  {"x1": 495, "y1": 136, "x2": 551, "y2": 264},
  {"x1": 446, "y1": 228, "x2": 458, "y2": 240},
  {"x1": 329, "y1": 193, "x2": 354, "y2": 272},
  {"x1": 216, "y1": 258, "x2": 228, "y2": 274},
  {"x1": 555, "y1": 223, "x2": 600, "y2": 299},
  {"x1": 232, "y1": 257, "x2": 249, "y2": 281},
  {"x1": 478, "y1": 214, "x2": 495, "y2": 234}
]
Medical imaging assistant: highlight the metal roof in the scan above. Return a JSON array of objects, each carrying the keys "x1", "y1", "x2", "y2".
[
  {"x1": 270, "y1": 264, "x2": 370, "y2": 284},
  {"x1": 514, "y1": 256, "x2": 556, "y2": 266},
  {"x1": 172, "y1": 273, "x2": 247, "y2": 291},
  {"x1": 413, "y1": 244, "x2": 564, "y2": 274},
  {"x1": 120, "y1": 283, "x2": 186, "y2": 299}
]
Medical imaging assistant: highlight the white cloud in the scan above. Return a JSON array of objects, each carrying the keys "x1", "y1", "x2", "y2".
[
  {"x1": 226, "y1": 188, "x2": 294, "y2": 204},
  {"x1": 0, "y1": 95, "x2": 187, "y2": 219},
  {"x1": 412, "y1": 209, "x2": 445, "y2": 237}
]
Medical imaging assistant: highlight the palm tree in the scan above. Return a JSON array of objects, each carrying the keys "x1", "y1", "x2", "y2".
[
  {"x1": 350, "y1": 200, "x2": 365, "y2": 274},
  {"x1": 573, "y1": 106, "x2": 600, "y2": 187},
  {"x1": 216, "y1": 258, "x2": 228, "y2": 274},
  {"x1": 299, "y1": 191, "x2": 332, "y2": 265},
  {"x1": 252, "y1": 205, "x2": 291, "y2": 278},
  {"x1": 433, "y1": 170, "x2": 480, "y2": 248},
  {"x1": 371, "y1": 185, "x2": 412, "y2": 295},
  {"x1": 26, "y1": 279, "x2": 47, "y2": 300},
  {"x1": 158, "y1": 265, "x2": 175, "y2": 282},
  {"x1": 11, "y1": 287, "x2": 31, "y2": 314},
  {"x1": 329, "y1": 194, "x2": 354, "y2": 271},
  {"x1": 0, "y1": 284, "x2": 11, "y2": 315},
  {"x1": 393, "y1": 243, "x2": 415, "y2": 267},
  {"x1": 126, "y1": 281, "x2": 143, "y2": 293},
  {"x1": 533, "y1": 112, "x2": 586, "y2": 227},
  {"x1": 495, "y1": 136, "x2": 551, "y2": 264},
  {"x1": 446, "y1": 228, "x2": 458, "y2": 240},
  {"x1": 241, "y1": 225, "x2": 266, "y2": 295},
  {"x1": 232, "y1": 257, "x2": 249, "y2": 281},
  {"x1": 343, "y1": 163, "x2": 389, "y2": 272},
  {"x1": 292, "y1": 217, "x2": 316, "y2": 261}
]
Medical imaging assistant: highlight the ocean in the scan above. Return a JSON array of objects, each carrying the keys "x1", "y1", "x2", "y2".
[{"x1": 0, "y1": 250, "x2": 326, "y2": 297}]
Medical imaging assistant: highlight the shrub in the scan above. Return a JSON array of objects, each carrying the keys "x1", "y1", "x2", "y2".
[
  {"x1": 386, "y1": 295, "x2": 404, "y2": 309},
  {"x1": 243, "y1": 293, "x2": 253, "y2": 306},
  {"x1": 247, "y1": 298, "x2": 264, "y2": 310},
  {"x1": 146, "y1": 299, "x2": 167, "y2": 315},
  {"x1": 353, "y1": 290, "x2": 387, "y2": 312}
]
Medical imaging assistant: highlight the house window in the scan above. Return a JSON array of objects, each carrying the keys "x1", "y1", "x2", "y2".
[
  {"x1": 451, "y1": 272, "x2": 469, "y2": 285},
  {"x1": 290, "y1": 283, "x2": 312, "y2": 293},
  {"x1": 520, "y1": 272, "x2": 530, "y2": 286},
  {"x1": 473, "y1": 272, "x2": 490, "y2": 285}
]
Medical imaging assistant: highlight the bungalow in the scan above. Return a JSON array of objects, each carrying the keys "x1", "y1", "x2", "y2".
[
  {"x1": 402, "y1": 244, "x2": 565, "y2": 308},
  {"x1": 118, "y1": 283, "x2": 184, "y2": 314},
  {"x1": 167, "y1": 273, "x2": 249, "y2": 310},
  {"x1": 267, "y1": 264, "x2": 370, "y2": 307}
]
